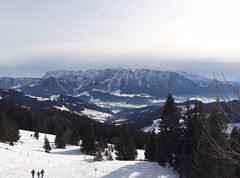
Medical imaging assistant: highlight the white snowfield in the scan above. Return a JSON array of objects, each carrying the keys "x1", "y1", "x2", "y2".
[
  {"x1": 81, "y1": 109, "x2": 114, "y2": 123},
  {"x1": 0, "y1": 130, "x2": 179, "y2": 178}
]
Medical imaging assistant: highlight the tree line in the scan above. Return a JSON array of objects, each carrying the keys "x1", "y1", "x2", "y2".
[
  {"x1": 0, "y1": 100, "x2": 142, "y2": 161},
  {"x1": 144, "y1": 94, "x2": 240, "y2": 178}
]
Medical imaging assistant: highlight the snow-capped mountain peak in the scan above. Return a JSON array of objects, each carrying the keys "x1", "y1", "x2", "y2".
[
  {"x1": 178, "y1": 71, "x2": 213, "y2": 86},
  {"x1": 43, "y1": 69, "x2": 83, "y2": 78}
]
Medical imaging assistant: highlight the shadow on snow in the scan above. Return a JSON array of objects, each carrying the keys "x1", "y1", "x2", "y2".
[{"x1": 101, "y1": 161, "x2": 176, "y2": 178}]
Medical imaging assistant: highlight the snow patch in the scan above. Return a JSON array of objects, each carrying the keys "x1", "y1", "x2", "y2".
[
  {"x1": 77, "y1": 91, "x2": 90, "y2": 97},
  {"x1": 81, "y1": 109, "x2": 113, "y2": 123},
  {"x1": 54, "y1": 105, "x2": 70, "y2": 112},
  {"x1": 111, "y1": 90, "x2": 153, "y2": 98},
  {"x1": 91, "y1": 99, "x2": 148, "y2": 109},
  {"x1": 25, "y1": 94, "x2": 49, "y2": 101},
  {"x1": 142, "y1": 119, "x2": 160, "y2": 133},
  {"x1": 11, "y1": 85, "x2": 21, "y2": 89},
  {"x1": 91, "y1": 88, "x2": 108, "y2": 93},
  {"x1": 188, "y1": 97, "x2": 216, "y2": 103},
  {"x1": 50, "y1": 95, "x2": 60, "y2": 101}
]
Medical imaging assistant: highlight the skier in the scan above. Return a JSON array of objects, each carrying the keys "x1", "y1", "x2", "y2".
[
  {"x1": 40, "y1": 169, "x2": 45, "y2": 178},
  {"x1": 31, "y1": 169, "x2": 35, "y2": 178},
  {"x1": 37, "y1": 171, "x2": 40, "y2": 178}
]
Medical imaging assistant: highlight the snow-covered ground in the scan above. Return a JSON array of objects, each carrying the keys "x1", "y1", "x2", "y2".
[
  {"x1": 54, "y1": 105, "x2": 70, "y2": 112},
  {"x1": 142, "y1": 119, "x2": 160, "y2": 133},
  {"x1": 25, "y1": 94, "x2": 60, "y2": 102},
  {"x1": 81, "y1": 109, "x2": 114, "y2": 123},
  {"x1": 91, "y1": 99, "x2": 148, "y2": 110},
  {"x1": 0, "y1": 130, "x2": 179, "y2": 178}
]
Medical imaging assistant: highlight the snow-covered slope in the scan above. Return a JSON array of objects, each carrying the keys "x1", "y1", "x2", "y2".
[
  {"x1": 0, "y1": 89, "x2": 115, "y2": 122},
  {"x1": 142, "y1": 119, "x2": 160, "y2": 133},
  {"x1": 0, "y1": 77, "x2": 39, "y2": 89},
  {"x1": 0, "y1": 130, "x2": 179, "y2": 178},
  {"x1": 178, "y1": 71, "x2": 213, "y2": 87},
  {"x1": 20, "y1": 68, "x2": 227, "y2": 99},
  {"x1": 0, "y1": 68, "x2": 233, "y2": 112},
  {"x1": 41, "y1": 68, "x2": 216, "y2": 96}
]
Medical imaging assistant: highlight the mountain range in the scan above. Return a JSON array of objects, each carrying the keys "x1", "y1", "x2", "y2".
[
  {"x1": 0, "y1": 68, "x2": 234, "y2": 106},
  {"x1": 0, "y1": 68, "x2": 237, "y2": 128}
]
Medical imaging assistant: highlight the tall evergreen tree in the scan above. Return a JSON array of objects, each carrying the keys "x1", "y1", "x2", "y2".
[
  {"x1": 0, "y1": 112, "x2": 10, "y2": 142},
  {"x1": 145, "y1": 131, "x2": 157, "y2": 161},
  {"x1": 115, "y1": 124, "x2": 137, "y2": 160},
  {"x1": 157, "y1": 94, "x2": 181, "y2": 168},
  {"x1": 55, "y1": 126, "x2": 66, "y2": 148},
  {"x1": 43, "y1": 135, "x2": 51, "y2": 153},
  {"x1": 179, "y1": 101, "x2": 203, "y2": 177},
  {"x1": 81, "y1": 123, "x2": 96, "y2": 155},
  {"x1": 34, "y1": 128, "x2": 39, "y2": 140},
  {"x1": 8, "y1": 119, "x2": 20, "y2": 143},
  {"x1": 191, "y1": 107, "x2": 236, "y2": 178},
  {"x1": 69, "y1": 128, "x2": 80, "y2": 145}
]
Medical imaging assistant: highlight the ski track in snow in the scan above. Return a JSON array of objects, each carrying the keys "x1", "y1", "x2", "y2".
[{"x1": 0, "y1": 130, "x2": 179, "y2": 178}]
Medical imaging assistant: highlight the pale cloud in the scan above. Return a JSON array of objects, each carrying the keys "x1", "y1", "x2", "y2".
[{"x1": 0, "y1": 0, "x2": 240, "y2": 77}]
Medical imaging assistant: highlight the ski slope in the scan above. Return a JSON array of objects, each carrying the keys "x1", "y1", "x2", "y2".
[{"x1": 0, "y1": 130, "x2": 179, "y2": 178}]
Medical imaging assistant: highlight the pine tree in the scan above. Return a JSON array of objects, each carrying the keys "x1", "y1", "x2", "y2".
[
  {"x1": 0, "y1": 112, "x2": 10, "y2": 142},
  {"x1": 0, "y1": 111, "x2": 20, "y2": 143},
  {"x1": 34, "y1": 128, "x2": 39, "y2": 140},
  {"x1": 55, "y1": 126, "x2": 66, "y2": 148},
  {"x1": 157, "y1": 94, "x2": 181, "y2": 168},
  {"x1": 81, "y1": 123, "x2": 96, "y2": 155},
  {"x1": 145, "y1": 131, "x2": 157, "y2": 161},
  {"x1": 12, "y1": 120, "x2": 20, "y2": 142},
  {"x1": 179, "y1": 101, "x2": 203, "y2": 177},
  {"x1": 191, "y1": 107, "x2": 236, "y2": 178},
  {"x1": 115, "y1": 124, "x2": 137, "y2": 160},
  {"x1": 97, "y1": 139, "x2": 106, "y2": 152},
  {"x1": 43, "y1": 135, "x2": 51, "y2": 153},
  {"x1": 95, "y1": 150, "x2": 103, "y2": 161},
  {"x1": 69, "y1": 128, "x2": 80, "y2": 145}
]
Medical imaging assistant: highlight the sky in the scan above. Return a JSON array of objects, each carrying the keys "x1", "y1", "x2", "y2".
[{"x1": 1, "y1": 0, "x2": 240, "y2": 79}]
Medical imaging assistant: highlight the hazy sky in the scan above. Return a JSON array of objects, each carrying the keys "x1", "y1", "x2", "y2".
[{"x1": 1, "y1": 0, "x2": 240, "y2": 79}]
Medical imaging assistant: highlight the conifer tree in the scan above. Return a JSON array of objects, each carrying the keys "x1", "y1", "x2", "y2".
[
  {"x1": 11, "y1": 120, "x2": 20, "y2": 142},
  {"x1": 157, "y1": 94, "x2": 181, "y2": 168},
  {"x1": 69, "y1": 128, "x2": 80, "y2": 145},
  {"x1": 55, "y1": 126, "x2": 66, "y2": 148},
  {"x1": 34, "y1": 128, "x2": 39, "y2": 140},
  {"x1": 43, "y1": 135, "x2": 51, "y2": 153},
  {"x1": 191, "y1": 107, "x2": 236, "y2": 178},
  {"x1": 95, "y1": 150, "x2": 103, "y2": 161},
  {"x1": 0, "y1": 112, "x2": 10, "y2": 142},
  {"x1": 81, "y1": 123, "x2": 96, "y2": 155},
  {"x1": 145, "y1": 131, "x2": 157, "y2": 161},
  {"x1": 179, "y1": 101, "x2": 203, "y2": 177},
  {"x1": 115, "y1": 124, "x2": 137, "y2": 160},
  {"x1": 0, "y1": 112, "x2": 20, "y2": 143}
]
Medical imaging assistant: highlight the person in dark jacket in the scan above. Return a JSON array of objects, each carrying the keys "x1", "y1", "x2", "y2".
[
  {"x1": 40, "y1": 169, "x2": 45, "y2": 178},
  {"x1": 37, "y1": 171, "x2": 40, "y2": 178},
  {"x1": 31, "y1": 169, "x2": 35, "y2": 178}
]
